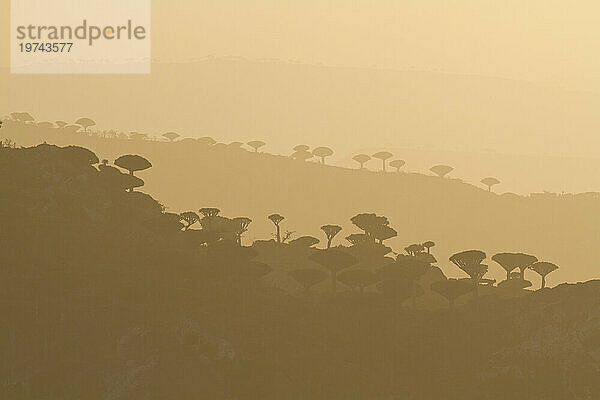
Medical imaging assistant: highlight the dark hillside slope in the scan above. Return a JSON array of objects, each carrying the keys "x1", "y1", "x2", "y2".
[
  {"x1": 2, "y1": 125, "x2": 598, "y2": 285},
  {"x1": 1, "y1": 143, "x2": 600, "y2": 399}
]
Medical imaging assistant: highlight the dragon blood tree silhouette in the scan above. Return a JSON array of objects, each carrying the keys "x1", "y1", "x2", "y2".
[
  {"x1": 268, "y1": 213, "x2": 285, "y2": 243},
  {"x1": 350, "y1": 213, "x2": 394, "y2": 243},
  {"x1": 180, "y1": 211, "x2": 200, "y2": 231},
  {"x1": 289, "y1": 236, "x2": 319, "y2": 248},
  {"x1": 530, "y1": 261, "x2": 559, "y2": 289},
  {"x1": 114, "y1": 155, "x2": 152, "y2": 191},
  {"x1": 197, "y1": 136, "x2": 216, "y2": 146},
  {"x1": 162, "y1": 132, "x2": 180, "y2": 142},
  {"x1": 129, "y1": 132, "x2": 148, "y2": 141},
  {"x1": 289, "y1": 268, "x2": 329, "y2": 293},
  {"x1": 247, "y1": 140, "x2": 266, "y2": 152},
  {"x1": 372, "y1": 225, "x2": 397, "y2": 244},
  {"x1": 430, "y1": 164, "x2": 454, "y2": 178},
  {"x1": 10, "y1": 112, "x2": 35, "y2": 123},
  {"x1": 430, "y1": 278, "x2": 472, "y2": 309},
  {"x1": 481, "y1": 177, "x2": 501, "y2": 192},
  {"x1": 389, "y1": 159, "x2": 406, "y2": 172},
  {"x1": 372, "y1": 151, "x2": 393, "y2": 172},
  {"x1": 422, "y1": 241, "x2": 435, "y2": 254},
  {"x1": 337, "y1": 269, "x2": 377, "y2": 293},
  {"x1": 321, "y1": 225, "x2": 342, "y2": 249},
  {"x1": 492, "y1": 252, "x2": 538, "y2": 280},
  {"x1": 198, "y1": 208, "x2": 220, "y2": 233},
  {"x1": 405, "y1": 243, "x2": 425, "y2": 256},
  {"x1": 352, "y1": 154, "x2": 371, "y2": 169},
  {"x1": 37, "y1": 121, "x2": 54, "y2": 129},
  {"x1": 309, "y1": 248, "x2": 357, "y2": 293},
  {"x1": 231, "y1": 217, "x2": 252, "y2": 246},
  {"x1": 449, "y1": 250, "x2": 488, "y2": 297},
  {"x1": 75, "y1": 117, "x2": 96, "y2": 133},
  {"x1": 291, "y1": 145, "x2": 313, "y2": 161},
  {"x1": 312, "y1": 146, "x2": 334, "y2": 164}
]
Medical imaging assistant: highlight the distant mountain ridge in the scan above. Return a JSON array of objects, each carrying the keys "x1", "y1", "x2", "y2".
[{"x1": 3, "y1": 59, "x2": 600, "y2": 193}]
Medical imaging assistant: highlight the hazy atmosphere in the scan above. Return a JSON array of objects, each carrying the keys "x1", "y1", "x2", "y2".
[
  {"x1": 2, "y1": 1, "x2": 600, "y2": 399},
  {"x1": 3, "y1": 1, "x2": 600, "y2": 193}
]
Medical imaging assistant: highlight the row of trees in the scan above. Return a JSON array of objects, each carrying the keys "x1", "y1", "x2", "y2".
[
  {"x1": 169, "y1": 199, "x2": 560, "y2": 305},
  {"x1": 45, "y1": 149, "x2": 561, "y2": 307},
  {"x1": 3, "y1": 113, "x2": 504, "y2": 193}
]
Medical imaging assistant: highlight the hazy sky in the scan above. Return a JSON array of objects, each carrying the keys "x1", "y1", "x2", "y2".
[
  {"x1": 149, "y1": 0, "x2": 600, "y2": 92},
  {"x1": 2, "y1": 1, "x2": 599, "y2": 91}
]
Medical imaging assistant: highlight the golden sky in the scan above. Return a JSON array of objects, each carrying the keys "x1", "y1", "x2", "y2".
[
  {"x1": 149, "y1": 0, "x2": 599, "y2": 92},
  {"x1": 2, "y1": 1, "x2": 600, "y2": 91}
]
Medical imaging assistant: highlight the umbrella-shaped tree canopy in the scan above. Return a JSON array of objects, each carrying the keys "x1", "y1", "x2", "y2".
[
  {"x1": 312, "y1": 146, "x2": 334, "y2": 164},
  {"x1": 481, "y1": 177, "x2": 501, "y2": 191},
  {"x1": 530, "y1": 261, "x2": 559, "y2": 289},
  {"x1": 293, "y1": 144, "x2": 310, "y2": 152},
  {"x1": 450, "y1": 250, "x2": 488, "y2": 288},
  {"x1": 289, "y1": 236, "x2": 320, "y2": 248},
  {"x1": 492, "y1": 252, "x2": 538, "y2": 279},
  {"x1": 422, "y1": 241, "x2": 435, "y2": 253},
  {"x1": 75, "y1": 117, "x2": 96, "y2": 132},
  {"x1": 352, "y1": 154, "x2": 371, "y2": 168},
  {"x1": 115, "y1": 154, "x2": 152, "y2": 175},
  {"x1": 430, "y1": 164, "x2": 454, "y2": 178},
  {"x1": 247, "y1": 140, "x2": 266, "y2": 152},
  {"x1": 162, "y1": 132, "x2": 180, "y2": 142},
  {"x1": 372, "y1": 151, "x2": 393, "y2": 171},
  {"x1": 389, "y1": 159, "x2": 406, "y2": 171},
  {"x1": 197, "y1": 136, "x2": 216, "y2": 146},
  {"x1": 291, "y1": 149, "x2": 313, "y2": 161}
]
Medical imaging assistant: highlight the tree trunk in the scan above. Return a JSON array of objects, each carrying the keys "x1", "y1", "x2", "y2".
[
  {"x1": 326, "y1": 237, "x2": 332, "y2": 249},
  {"x1": 276, "y1": 224, "x2": 281, "y2": 243},
  {"x1": 541, "y1": 274, "x2": 546, "y2": 289}
]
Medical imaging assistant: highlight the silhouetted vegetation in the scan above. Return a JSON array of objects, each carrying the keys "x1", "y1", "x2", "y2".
[
  {"x1": 430, "y1": 164, "x2": 454, "y2": 177},
  {"x1": 1, "y1": 120, "x2": 598, "y2": 399}
]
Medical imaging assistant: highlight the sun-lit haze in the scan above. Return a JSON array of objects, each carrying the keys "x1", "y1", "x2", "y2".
[
  {"x1": 4, "y1": 3, "x2": 600, "y2": 397},
  {"x1": 4, "y1": 0, "x2": 600, "y2": 87},
  {"x1": 2, "y1": 0, "x2": 600, "y2": 194}
]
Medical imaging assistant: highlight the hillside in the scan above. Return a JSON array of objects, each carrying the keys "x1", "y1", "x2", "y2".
[
  {"x1": 1, "y1": 142, "x2": 600, "y2": 399},
  {"x1": 3, "y1": 59, "x2": 600, "y2": 194},
  {"x1": 2, "y1": 121, "x2": 599, "y2": 286}
]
